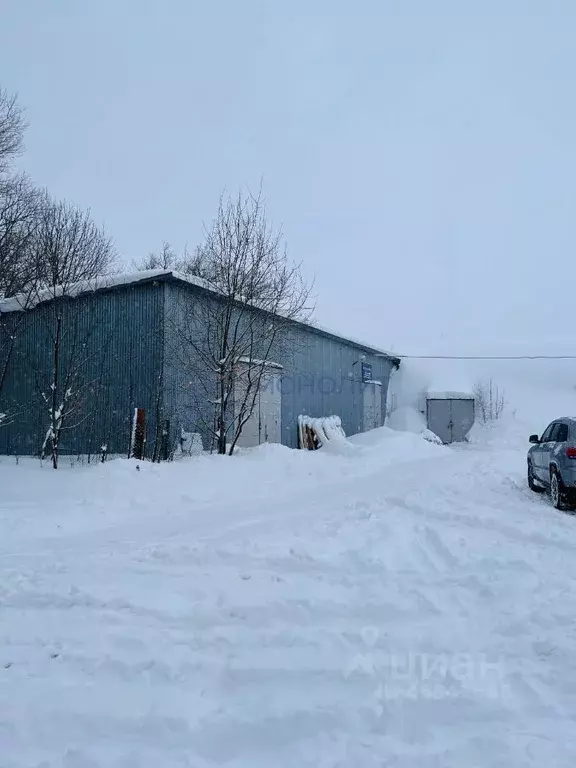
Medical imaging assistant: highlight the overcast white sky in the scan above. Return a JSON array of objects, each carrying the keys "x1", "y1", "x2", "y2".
[{"x1": 2, "y1": 1, "x2": 575, "y2": 353}]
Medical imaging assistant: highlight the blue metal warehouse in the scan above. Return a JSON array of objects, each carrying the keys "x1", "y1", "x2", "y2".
[{"x1": 0, "y1": 271, "x2": 400, "y2": 457}]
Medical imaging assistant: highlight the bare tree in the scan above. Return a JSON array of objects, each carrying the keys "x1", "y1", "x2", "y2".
[
  {"x1": 0, "y1": 177, "x2": 43, "y2": 430},
  {"x1": 172, "y1": 189, "x2": 312, "y2": 455},
  {"x1": 0, "y1": 89, "x2": 34, "y2": 427},
  {"x1": 0, "y1": 310, "x2": 15, "y2": 429},
  {"x1": 133, "y1": 240, "x2": 215, "y2": 282},
  {"x1": 0, "y1": 174, "x2": 41, "y2": 298},
  {"x1": 0, "y1": 308, "x2": 18, "y2": 425},
  {"x1": 36, "y1": 306, "x2": 106, "y2": 468},
  {"x1": 0, "y1": 91, "x2": 117, "y2": 455},
  {"x1": 0, "y1": 87, "x2": 32, "y2": 300},
  {"x1": 24, "y1": 199, "x2": 116, "y2": 468},
  {"x1": 30, "y1": 195, "x2": 116, "y2": 289},
  {"x1": 473, "y1": 378, "x2": 506, "y2": 424},
  {"x1": 132, "y1": 240, "x2": 178, "y2": 271},
  {"x1": 0, "y1": 87, "x2": 26, "y2": 176}
]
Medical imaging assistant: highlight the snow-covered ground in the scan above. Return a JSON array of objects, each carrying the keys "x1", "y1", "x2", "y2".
[{"x1": 2, "y1": 423, "x2": 576, "y2": 767}]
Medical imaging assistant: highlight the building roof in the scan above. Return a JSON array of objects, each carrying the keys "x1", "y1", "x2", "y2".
[
  {"x1": 0, "y1": 269, "x2": 400, "y2": 363},
  {"x1": 426, "y1": 391, "x2": 475, "y2": 400}
]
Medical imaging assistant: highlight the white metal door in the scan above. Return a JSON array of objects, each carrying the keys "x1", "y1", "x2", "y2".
[
  {"x1": 363, "y1": 380, "x2": 382, "y2": 432},
  {"x1": 374, "y1": 383, "x2": 382, "y2": 428},
  {"x1": 260, "y1": 371, "x2": 281, "y2": 443},
  {"x1": 235, "y1": 367, "x2": 282, "y2": 448}
]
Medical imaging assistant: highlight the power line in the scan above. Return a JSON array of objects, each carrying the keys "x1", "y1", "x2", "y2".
[{"x1": 395, "y1": 355, "x2": 576, "y2": 360}]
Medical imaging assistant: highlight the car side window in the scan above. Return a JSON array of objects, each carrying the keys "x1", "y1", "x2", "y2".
[
  {"x1": 556, "y1": 423, "x2": 568, "y2": 442},
  {"x1": 541, "y1": 423, "x2": 555, "y2": 442}
]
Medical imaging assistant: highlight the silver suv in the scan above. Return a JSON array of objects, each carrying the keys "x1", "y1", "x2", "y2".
[{"x1": 528, "y1": 418, "x2": 576, "y2": 509}]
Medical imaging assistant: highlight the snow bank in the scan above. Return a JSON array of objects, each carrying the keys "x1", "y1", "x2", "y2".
[
  {"x1": 0, "y1": 426, "x2": 447, "y2": 531},
  {"x1": 387, "y1": 404, "x2": 427, "y2": 433},
  {"x1": 348, "y1": 424, "x2": 448, "y2": 459},
  {"x1": 4, "y1": 416, "x2": 576, "y2": 765},
  {"x1": 385, "y1": 405, "x2": 442, "y2": 444}
]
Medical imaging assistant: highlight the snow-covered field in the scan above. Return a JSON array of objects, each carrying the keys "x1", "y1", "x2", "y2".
[{"x1": 2, "y1": 421, "x2": 576, "y2": 767}]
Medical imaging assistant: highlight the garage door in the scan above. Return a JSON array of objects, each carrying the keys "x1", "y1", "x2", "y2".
[{"x1": 427, "y1": 398, "x2": 475, "y2": 444}]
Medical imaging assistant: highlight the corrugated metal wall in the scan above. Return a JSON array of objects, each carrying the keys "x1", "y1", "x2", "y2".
[
  {"x1": 162, "y1": 281, "x2": 221, "y2": 452},
  {"x1": 277, "y1": 326, "x2": 395, "y2": 448},
  {"x1": 162, "y1": 281, "x2": 396, "y2": 451},
  {"x1": 0, "y1": 280, "x2": 165, "y2": 457},
  {"x1": 0, "y1": 276, "x2": 397, "y2": 457}
]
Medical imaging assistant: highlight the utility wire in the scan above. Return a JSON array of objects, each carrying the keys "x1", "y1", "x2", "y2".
[{"x1": 395, "y1": 355, "x2": 576, "y2": 360}]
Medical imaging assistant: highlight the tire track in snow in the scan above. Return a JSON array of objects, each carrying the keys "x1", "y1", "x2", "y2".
[{"x1": 4, "y1": 444, "x2": 576, "y2": 765}]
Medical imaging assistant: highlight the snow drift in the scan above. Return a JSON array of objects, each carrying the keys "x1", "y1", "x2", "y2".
[{"x1": 2, "y1": 416, "x2": 576, "y2": 766}]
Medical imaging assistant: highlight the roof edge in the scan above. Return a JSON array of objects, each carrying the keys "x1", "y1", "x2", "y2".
[{"x1": 0, "y1": 269, "x2": 400, "y2": 364}]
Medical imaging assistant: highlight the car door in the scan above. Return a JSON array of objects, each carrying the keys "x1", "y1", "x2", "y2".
[
  {"x1": 540, "y1": 422, "x2": 560, "y2": 479},
  {"x1": 548, "y1": 421, "x2": 568, "y2": 472},
  {"x1": 533, "y1": 422, "x2": 555, "y2": 480}
]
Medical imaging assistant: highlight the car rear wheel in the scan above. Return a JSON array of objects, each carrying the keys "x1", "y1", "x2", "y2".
[{"x1": 528, "y1": 461, "x2": 545, "y2": 493}]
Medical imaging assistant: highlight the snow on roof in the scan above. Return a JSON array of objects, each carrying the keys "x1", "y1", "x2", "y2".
[
  {"x1": 0, "y1": 269, "x2": 222, "y2": 315},
  {"x1": 238, "y1": 357, "x2": 284, "y2": 369},
  {"x1": 0, "y1": 270, "x2": 179, "y2": 314},
  {"x1": 426, "y1": 390, "x2": 475, "y2": 400},
  {"x1": 0, "y1": 269, "x2": 398, "y2": 360}
]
